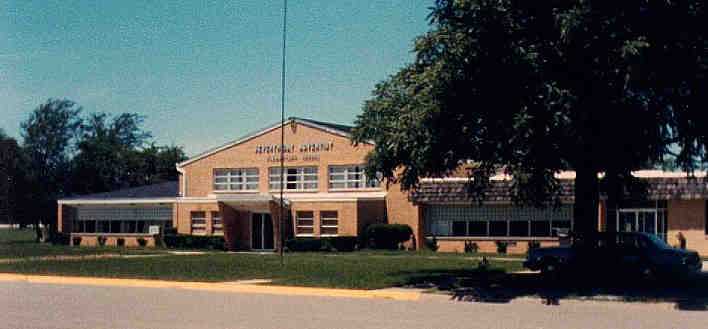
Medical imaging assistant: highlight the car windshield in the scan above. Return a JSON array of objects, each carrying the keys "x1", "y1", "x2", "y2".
[{"x1": 643, "y1": 234, "x2": 671, "y2": 249}]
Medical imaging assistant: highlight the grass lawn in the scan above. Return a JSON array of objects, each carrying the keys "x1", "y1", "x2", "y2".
[
  {"x1": 0, "y1": 252, "x2": 521, "y2": 289},
  {"x1": 0, "y1": 229, "x2": 162, "y2": 259}
]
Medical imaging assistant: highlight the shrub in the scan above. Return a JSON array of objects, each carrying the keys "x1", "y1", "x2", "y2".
[
  {"x1": 527, "y1": 240, "x2": 540, "y2": 251},
  {"x1": 464, "y1": 241, "x2": 479, "y2": 253},
  {"x1": 364, "y1": 224, "x2": 413, "y2": 250},
  {"x1": 137, "y1": 238, "x2": 148, "y2": 247},
  {"x1": 424, "y1": 236, "x2": 439, "y2": 252},
  {"x1": 97, "y1": 236, "x2": 107, "y2": 247},
  {"x1": 284, "y1": 236, "x2": 358, "y2": 252},
  {"x1": 495, "y1": 241, "x2": 508, "y2": 254},
  {"x1": 162, "y1": 234, "x2": 225, "y2": 250},
  {"x1": 116, "y1": 238, "x2": 125, "y2": 247},
  {"x1": 72, "y1": 236, "x2": 82, "y2": 246}
]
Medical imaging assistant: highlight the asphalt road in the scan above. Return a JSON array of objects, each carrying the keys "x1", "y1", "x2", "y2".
[{"x1": 1, "y1": 281, "x2": 707, "y2": 329}]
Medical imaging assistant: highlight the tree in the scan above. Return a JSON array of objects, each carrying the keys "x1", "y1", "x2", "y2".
[
  {"x1": 71, "y1": 113, "x2": 151, "y2": 194},
  {"x1": 352, "y1": 0, "x2": 706, "y2": 235},
  {"x1": 21, "y1": 99, "x2": 82, "y2": 240}
]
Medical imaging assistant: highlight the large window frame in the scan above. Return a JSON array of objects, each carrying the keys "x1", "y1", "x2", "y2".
[
  {"x1": 191, "y1": 211, "x2": 207, "y2": 235},
  {"x1": 426, "y1": 205, "x2": 573, "y2": 238},
  {"x1": 269, "y1": 167, "x2": 318, "y2": 192},
  {"x1": 320, "y1": 211, "x2": 339, "y2": 237},
  {"x1": 295, "y1": 211, "x2": 315, "y2": 237},
  {"x1": 213, "y1": 168, "x2": 259, "y2": 192},
  {"x1": 328, "y1": 165, "x2": 379, "y2": 190}
]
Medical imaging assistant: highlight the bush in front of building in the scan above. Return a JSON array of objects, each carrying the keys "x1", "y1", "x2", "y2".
[
  {"x1": 163, "y1": 234, "x2": 226, "y2": 251},
  {"x1": 364, "y1": 224, "x2": 413, "y2": 250},
  {"x1": 97, "y1": 235, "x2": 107, "y2": 247},
  {"x1": 285, "y1": 236, "x2": 357, "y2": 252},
  {"x1": 464, "y1": 241, "x2": 479, "y2": 253},
  {"x1": 72, "y1": 236, "x2": 82, "y2": 246},
  {"x1": 495, "y1": 241, "x2": 508, "y2": 254},
  {"x1": 424, "y1": 236, "x2": 439, "y2": 252}
]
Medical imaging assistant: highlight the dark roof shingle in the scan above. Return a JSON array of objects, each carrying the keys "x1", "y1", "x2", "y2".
[{"x1": 63, "y1": 181, "x2": 178, "y2": 200}]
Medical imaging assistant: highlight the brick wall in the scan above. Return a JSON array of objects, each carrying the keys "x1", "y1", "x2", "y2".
[{"x1": 667, "y1": 199, "x2": 708, "y2": 256}]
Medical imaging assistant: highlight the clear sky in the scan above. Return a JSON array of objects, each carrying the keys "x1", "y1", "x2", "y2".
[{"x1": 0, "y1": 0, "x2": 430, "y2": 155}]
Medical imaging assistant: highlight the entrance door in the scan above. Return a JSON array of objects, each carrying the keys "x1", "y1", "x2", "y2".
[{"x1": 251, "y1": 213, "x2": 274, "y2": 250}]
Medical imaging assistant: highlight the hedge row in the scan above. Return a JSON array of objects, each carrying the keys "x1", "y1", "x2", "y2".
[
  {"x1": 285, "y1": 236, "x2": 358, "y2": 252},
  {"x1": 163, "y1": 234, "x2": 226, "y2": 250}
]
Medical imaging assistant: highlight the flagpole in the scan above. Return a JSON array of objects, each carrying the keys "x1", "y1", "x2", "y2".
[{"x1": 279, "y1": 0, "x2": 288, "y2": 266}]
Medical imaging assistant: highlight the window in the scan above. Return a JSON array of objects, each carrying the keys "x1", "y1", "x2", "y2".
[
  {"x1": 191, "y1": 211, "x2": 206, "y2": 235},
  {"x1": 296, "y1": 211, "x2": 314, "y2": 236},
  {"x1": 213, "y1": 168, "x2": 259, "y2": 191},
  {"x1": 452, "y1": 221, "x2": 467, "y2": 236},
  {"x1": 509, "y1": 221, "x2": 529, "y2": 237},
  {"x1": 320, "y1": 211, "x2": 338, "y2": 236},
  {"x1": 531, "y1": 221, "x2": 551, "y2": 237},
  {"x1": 211, "y1": 211, "x2": 223, "y2": 235},
  {"x1": 489, "y1": 221, "x2": 508, "y2": 236},
  {"x1": 468, "y1": 221, "x2": 487, "y2": 236},
  {"x1": 269, "y1": 167, "x2": 318, "y2": 191},
  {"x1": 328, "y1": 165, "x2": 379, "y2": 189}
]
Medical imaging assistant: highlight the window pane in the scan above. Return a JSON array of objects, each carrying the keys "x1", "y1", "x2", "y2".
[
  {"x1": 531, "y1": 221, "x2": 551, "y2": 237},
  {"x1": 452, "y1": 221, "x2": 467, "y2": 236},
  {"x1": 468, "y1": 221, "x2": 487, "y2": 236},
  {"x1": 489, "y1": 221, "x2": 508, "y2": 237},
  {"x1": 509, "y1": 221, "x2": 529, "y2": 237}
]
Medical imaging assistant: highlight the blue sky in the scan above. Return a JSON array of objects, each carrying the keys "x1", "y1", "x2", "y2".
[{"x1": 0, "y1": 0, "x2": 430, "y2": 155}]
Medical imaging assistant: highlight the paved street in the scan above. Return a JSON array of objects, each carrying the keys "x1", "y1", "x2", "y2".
[{"x1": 2, "y1": 281, "x2": 707, "y2": 329}]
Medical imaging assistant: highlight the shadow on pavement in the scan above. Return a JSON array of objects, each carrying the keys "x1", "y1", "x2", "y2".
[{"x1": 400, "y1": 267, "x2": 708, "y2": 310}]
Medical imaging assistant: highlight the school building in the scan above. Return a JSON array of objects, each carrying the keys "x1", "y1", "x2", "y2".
[{"x1": 57, "y1": 117, "x2": 708, "y2": 255}]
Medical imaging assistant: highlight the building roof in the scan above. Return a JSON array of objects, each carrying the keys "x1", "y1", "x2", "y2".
[
  {"x1": 410, "y1": 176, "x2": 708, "y2": 204},
  {"x1": 61, "y1": 181, "x2": 179, "y2": 201},
  {"x1": 178, "y1": 117, "x2": 356, "y2": 168}
]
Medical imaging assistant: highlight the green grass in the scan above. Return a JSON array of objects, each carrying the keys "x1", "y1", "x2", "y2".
[
  {"x1": 0, "y1": 229, "x2": 162, "y2": 259},
  {"x1": 0, "y1": 252, "x2": 522, "y2": 289}
]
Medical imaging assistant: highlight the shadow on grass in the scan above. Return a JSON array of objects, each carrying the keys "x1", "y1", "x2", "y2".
[{"x1": 400, "y1": 267, "x2": 708, "y2": 310}]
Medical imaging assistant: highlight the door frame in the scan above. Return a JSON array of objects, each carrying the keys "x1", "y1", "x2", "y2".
[{"x1": 250, "y1": 212, "x2": 274, "y2": 251}]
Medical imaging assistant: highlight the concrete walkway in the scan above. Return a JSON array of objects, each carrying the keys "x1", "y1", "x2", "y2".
[{"x1": 0, "y1": 273, "x2": 421, "y2": 301}]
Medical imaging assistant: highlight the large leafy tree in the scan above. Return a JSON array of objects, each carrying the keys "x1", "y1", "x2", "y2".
[
  {"x1": 71, "y1": 113, "x2": 186, "y2": 194},
  {"x1": 352, "y1": 0, "x2": 706, "y2": 234},
  {"x1": 21, "y1": 99, "x2": 82, "y2": 239}
]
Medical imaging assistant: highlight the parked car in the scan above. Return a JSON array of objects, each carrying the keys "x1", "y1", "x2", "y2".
[{"x1": 524, "y1": 232, "x2": 702, "y2": 279}]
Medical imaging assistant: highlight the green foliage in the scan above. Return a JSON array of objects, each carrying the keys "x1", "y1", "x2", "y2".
[
  {"x1": 97, "y1": 236, "x2": 107, "y2": 246},
  {"x1": 116, "y1": 238, "x2": 125, "y2": 247},
  {"x1": 424, "y1": 236, "x2": 439, "y2": 252},
  {"x1": 495, "y1": 241, "x2": 508, "y2": 254},
  {"x1": 72, "y1": 236, "x2": 82, "y2": 246},
  {"x1": 136, "y1": 238, "x2": 147, "y2": 247},
  {"x1": 364, "y1": 224, "x2": 413, "y2": 250},
  {"x1": 528, "y1": 240, "x2": 541, "y2": 251},
  {"x1": 50, "y1": 232, "x2": 71, "y2": 246},
  {"x1": 285, "y1": 236, "x2": 358, "y2": 252},
  {"x1": 352, "y1": 0, "x2": 707, "y2": 234},
  {"x1": 464, "y1": 241, "x2": 479, "y2": 254},
  {"x1": 162, "y1": 234, "x2": 226, "y2": 251},
  {"x1": 20, "y1": 99, "x2": 82, "y2": 233}
]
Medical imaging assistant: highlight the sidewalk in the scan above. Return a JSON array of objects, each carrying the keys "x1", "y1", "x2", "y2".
[{"x1": 0, "y1": 273, "x2": 422, "y2": 301}]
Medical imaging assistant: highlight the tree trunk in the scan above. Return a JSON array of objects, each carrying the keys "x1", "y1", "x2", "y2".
[{"x1": 573, "y1": 167, "x2": 599, "y2": 236}]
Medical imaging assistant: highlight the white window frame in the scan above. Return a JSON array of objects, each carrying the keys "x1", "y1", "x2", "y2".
[
  {"x1": 295, "y1": 211, "x2": 314, "y2": 237},
  {"x1": 213, "y1": 168, "x2": 259, "y2": 192},
  {"x1": 211, "y1": 211, "x2": 223, "y2": 235},
  {"x1": 320, "y1": 211, "x2": 339, "y2": 237},
  {"x1": 269, "y1": 167, "x2": 318, "y2": 192},
  {"x1": 191, "y1": 211, "x2": 207, "y2": 235},
  {"x1": 328, "y1": 165, "x2": 379, "y2": 190}
]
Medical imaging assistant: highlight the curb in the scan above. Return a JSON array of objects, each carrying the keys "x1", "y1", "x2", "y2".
[{"x1": 0, "y1": 273, "x2": 420, "y2": 301}]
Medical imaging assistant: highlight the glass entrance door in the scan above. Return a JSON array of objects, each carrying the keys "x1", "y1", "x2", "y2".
[{"x1": 251, "y1": 213, "x2": 274, "y2": 250}]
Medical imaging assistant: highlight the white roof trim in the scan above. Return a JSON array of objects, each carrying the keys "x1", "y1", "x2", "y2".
[
  {"x1": 58, "y1": 198, "x2": 176, "y2": 205},
  {"x1": 177, "y1": 118, "x2": 361, "y2": 168}
]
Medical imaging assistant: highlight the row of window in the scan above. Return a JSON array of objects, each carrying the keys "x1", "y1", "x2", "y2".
[
  {"x1": 295, "y1": 211, "x2": 339, "y2": 237},
  {"x1": 445, "y1": 219, "x2": 572, "y2": 238},
  {"x1": 72, "y1": 220, "x2": 172, "y2": 234},
  {"x1": 190, "y1": 211, "x2": 223, "y2": 235},
  {"x1": 213, "y1": 165, "x2": 379, "y2": 192}
]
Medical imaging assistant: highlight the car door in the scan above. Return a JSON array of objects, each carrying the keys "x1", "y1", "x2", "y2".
[{"x1": 616, "y1": 233, "x2": 643, "y2": 273}]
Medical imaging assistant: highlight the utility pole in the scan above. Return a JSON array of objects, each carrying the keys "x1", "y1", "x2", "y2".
[{"x1": 279, "y1": 0, "x2": 288, "y2": 266}]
